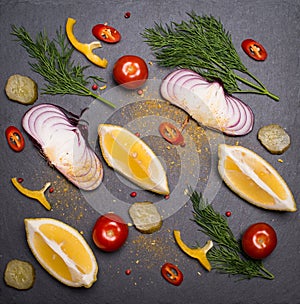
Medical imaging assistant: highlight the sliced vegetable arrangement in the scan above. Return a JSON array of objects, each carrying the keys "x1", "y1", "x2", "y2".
[
  {"x1": 160, "y1": 69, "x2": 254, "y2": 136},
  {"x1": 2, "y1": 9, "x2": 298, "y2": 296},
  {"x1": 22, "y1": 103, "x2": 103, "y2": 191}
]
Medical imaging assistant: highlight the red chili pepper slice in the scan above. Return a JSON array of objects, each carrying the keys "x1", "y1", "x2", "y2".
[
  {"x1": 159, "y1": 122, "x2": 185, "y2": 146},
  {"x1": 92, "y1": 24, "x2": 121, "y2": 43},
  {"x1": 161, "y1": 263, "x2": 183, "y2": 286},
  {"x1": 5, "y1": 126, "x2": 25, "y2": 152},
  {"x1": 241, "y1": 39, "x2": 267, "y2": 61}
]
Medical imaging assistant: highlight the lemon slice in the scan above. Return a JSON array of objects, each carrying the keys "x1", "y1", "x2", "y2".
[
  {"x1": 98, "y1": 124, "x2": 169, "y2": 195},
  {"x1": 218, "y1": 144, "x2": 296, "y2": 211},
  {"x1": 24, "y1": 218, "x2": 98, "y2": 288}
]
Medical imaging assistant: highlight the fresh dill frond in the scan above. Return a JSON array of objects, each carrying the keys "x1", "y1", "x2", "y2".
[
  {"x1": 142, "y1": 12, "x2": 279, "y2": 101},
  {"x1": 189, "y1": 190, "x2": 274, "y2": 280},
  {"x1": 11, "y1": 25, "x2": 115, "y2": 108}
]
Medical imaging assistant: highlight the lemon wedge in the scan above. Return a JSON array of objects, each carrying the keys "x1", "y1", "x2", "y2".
[
  {"x1": 24, "y1": 218, "x2": 98, "y2": 288},
  {"x1": 218, "y1": 144, "x2": 296, "y2": 211},
  {"x1": 98, "y1": 124, "x2": 169, "y2": 195}
]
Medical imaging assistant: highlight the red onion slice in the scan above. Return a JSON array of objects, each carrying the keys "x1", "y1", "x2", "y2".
[
  {"x1": 22, "y1": 103, "x2": 103, "y2": 191},
  {"x1": 160, "y1": 69, "x2": 254, "y2": 136}
]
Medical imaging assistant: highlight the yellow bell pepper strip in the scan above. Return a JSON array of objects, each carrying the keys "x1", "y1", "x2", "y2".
[
  {"x1": 66, "y1": 17, "x2": 108, "y2": 68},
  {"x1": 173, "y1": 230, "x2": 213, "y2": 271},
  {"x1": 11, "y1": 177, "x2": 51, "y2": 210}
]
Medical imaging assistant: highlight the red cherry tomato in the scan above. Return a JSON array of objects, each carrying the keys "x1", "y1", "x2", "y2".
[
  {"x1": 161, "y1": 263, "x2": 183, "y2": 286},
  {"x1": 92, "y1": 213, "x2": 128, "y2": 252},
  {"x1": 159, "y1": 122, "x2": 185, "y2": 146},
  {"x1": 5, "y1": 126, "x2": 25, "y2": 152},
  {"x1": 242, "y1": 222, "x2": 277, "y2": 260},
  {"x1": 92, "y1": 24, "x2": 121, "y2": 43},
  {"x1": 113, "y1": 55, "x2": 148, "y2": 89},
  {"x1": 241, "y1": 39, "x2": 268, "y2": 61}
]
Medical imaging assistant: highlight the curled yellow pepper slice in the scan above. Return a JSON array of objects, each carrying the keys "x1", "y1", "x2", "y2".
[
  {"x1": 66, "y1": 17, "x2": 108, "y2": 68},
  {"x1": 173, "y1": 230, "x2": 213, "y2": 271},
  {"x1": 11, "y1": 177, "x2": 51, "y2": 210}
]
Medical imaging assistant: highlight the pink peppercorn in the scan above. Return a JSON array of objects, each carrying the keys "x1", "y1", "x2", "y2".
[
  {"x1": 225, "y1": 211, "x2": 232, "y2": 217},
  {"x1": 124, "y1": 12, "x2": 131, "y2": 18},
  {"x1": 125, "y1": 269, "x2": 131, "y2": 275},
  {"x1": 130, "y1": 191, "x2": 137, "y2": 198}
]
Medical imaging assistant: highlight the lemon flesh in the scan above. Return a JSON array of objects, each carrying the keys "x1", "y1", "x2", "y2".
[
  {"x1": 25, "y1": 218, "x2": 98, "y2": 288},
  {"x1": 218, "y1": 144, "x2": 296, "y2": 211},
  {"x1": 98, "y1": 124, "x2": 169, "y2": 195}
]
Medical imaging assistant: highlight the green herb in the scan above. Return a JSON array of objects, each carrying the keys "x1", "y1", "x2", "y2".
[
  {"x1": 189, "y1": 190, "x2": 274, "y2": 280},
  {"x1": 142, "y1": 12, "x2": 279, "y2": 101},
  {"x1": 11, "y1": 25, "x2": 115, "y2": 108}
]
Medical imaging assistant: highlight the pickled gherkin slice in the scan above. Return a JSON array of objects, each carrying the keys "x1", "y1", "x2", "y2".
[
  {"x1": 5, "y1": 74, "x2": 38, "y2": 105},
  {"x1": 4, "y1": 259, "x2": 35, "y2": 290}
]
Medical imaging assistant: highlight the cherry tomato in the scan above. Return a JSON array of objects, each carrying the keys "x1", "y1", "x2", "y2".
[
  {"x1": 92, "y1": 24, "x2": 121, "y2": 43},
  {"x1": 241, "y1": 39, "x2": 268, "y2": 61},
  {"x1": 113, "y1": 55, "x2": 148, "y2": 89},
  {"x1": 5, "y1": 126, "x2": 25, "y2": 152},
  {"x1": 92, "y1": 213, "x2": 128, "y2": 252},
  {"x1": 242, "y1": 222, "x2": 277, "y2": 260},
  {"x1": 161, "y1": 263, "x2": 183, "y2": 286},
  {"x1": 159, "y1": 122, "x2": 185, "y2": 146}
]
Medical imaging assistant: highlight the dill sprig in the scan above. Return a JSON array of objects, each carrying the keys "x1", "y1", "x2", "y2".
[
  {"x1": 190, "y1": 190, "x2": 274, "y2": 280},
  {"x1": 11, "y1": 25, "x2": 115, "y2": 108},
  {"x1": 142, "y1": 12, "x2": 279, "y2": 101}
]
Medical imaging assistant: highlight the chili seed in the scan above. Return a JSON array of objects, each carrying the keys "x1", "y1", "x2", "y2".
[
  {"x1": 17, "y1": 178, "x2": 24, "y2": 183},
  {"x1": 225, "y1": 211, "x2": 232, "y2": 217},
  {"x1": 92, "y1": 84, "x2": 98, "y2": 90},
  {"x1": 130, "y1": 191, "x2": 137, "y2": 198},
  {"x1": 124, "y1": 12, "x2": 131, "y2": 18}
]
